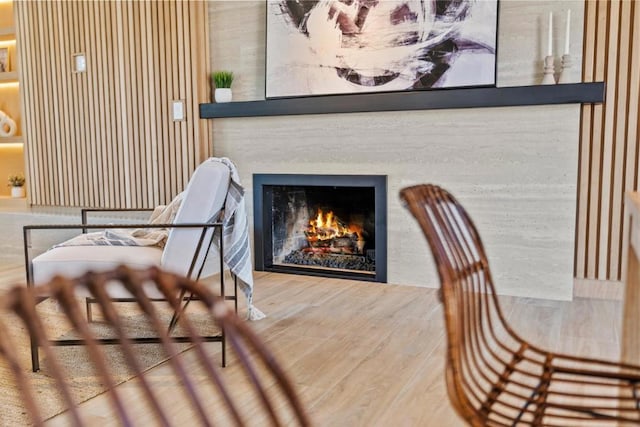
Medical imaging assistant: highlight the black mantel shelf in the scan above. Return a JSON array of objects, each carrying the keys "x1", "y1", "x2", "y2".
[{"x1": 199, "y1": 82, "x2": 605, "y2": 119}]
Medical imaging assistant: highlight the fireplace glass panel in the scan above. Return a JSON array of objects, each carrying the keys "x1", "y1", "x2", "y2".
[{"x1": 270, "y1": 186, "x2": 376, "y2": 276}]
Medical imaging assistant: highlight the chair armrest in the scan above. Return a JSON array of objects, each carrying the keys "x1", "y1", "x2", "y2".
[
  {"x1": 24, "y1": 222, "x2": 222, "y2": 232},
  {"x1": 80, "y1": 208, "x2": 156, "y2": 232}
]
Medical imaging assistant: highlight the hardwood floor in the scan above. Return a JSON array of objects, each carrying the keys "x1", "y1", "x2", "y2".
[
  {"x1": 40, "y1": 271, "x2": 622, "y2": 426},
  {"x1": 0, "y1": 207, "x2": 624, "y2": 426}
]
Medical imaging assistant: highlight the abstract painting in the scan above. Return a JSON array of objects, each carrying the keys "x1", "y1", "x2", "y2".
[{"x1": 266, "y1": 0, "x2": 499, "y2": 98}]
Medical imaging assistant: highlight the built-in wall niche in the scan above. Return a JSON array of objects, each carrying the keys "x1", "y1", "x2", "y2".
[
  {"x1": 0, "y1": 0, "x2": 20, "y2": 133},
  {"x1": 0, "y1": 0, "x2": 25, "y2": 200},
  {"x1": 254, "y1": 174, "x2": 387, "y2": 283}
]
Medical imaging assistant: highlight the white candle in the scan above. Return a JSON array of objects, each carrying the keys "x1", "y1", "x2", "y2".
[
  {"x1": 564, "y1": 9, "x2": 571, "y2": 55},
  {"x1": 547, "y1": 11, "x2": 553, "y2": 57}
]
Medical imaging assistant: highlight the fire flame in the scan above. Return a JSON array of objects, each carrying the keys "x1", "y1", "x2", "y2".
[{"x1": 307, "y1": 209, "x2": 362, "y2": 241}]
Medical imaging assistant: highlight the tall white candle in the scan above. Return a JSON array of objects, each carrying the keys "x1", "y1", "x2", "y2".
[
  {"x1": 547, "y1": 11, "x2": 553, "y2": 57},
  {"x1": 564, "y1": 9, "x2": 571, "y2": 55}
]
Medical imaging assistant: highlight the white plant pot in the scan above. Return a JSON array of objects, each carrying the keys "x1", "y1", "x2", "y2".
[
  {"x1": 215, "y1": 88, "x2": 232, "y2": 103},
  {"x1": 11, "y1": 186, "x2": 24, "y2": 198}
]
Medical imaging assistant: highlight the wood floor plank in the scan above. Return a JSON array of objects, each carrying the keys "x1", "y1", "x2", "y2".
[
  {"x1": 36, "y1": 270, "x2": 625, "y2": 426},
  {"x1": 0, "y1": 209, "x2": 627, "y2": 426}
]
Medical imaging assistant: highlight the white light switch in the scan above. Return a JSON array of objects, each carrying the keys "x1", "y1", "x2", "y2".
[
  {"x1": 72, "y1": 53, "x2": 87, "y2": 73},
  {"x1": 172, "y1": 100, "x2": 185, "y2": 121}
]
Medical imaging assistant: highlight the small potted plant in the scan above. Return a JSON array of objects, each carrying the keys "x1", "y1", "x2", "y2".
[
  {"x1": 211, "y1": 70, "x2": 234, "y2": 103},
  {"x1": 8, "y1": 173, "x2": 25, "y2": 198}
]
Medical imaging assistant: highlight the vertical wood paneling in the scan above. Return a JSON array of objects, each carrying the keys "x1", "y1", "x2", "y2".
[
  {"x1": 74, "y1": 0, "x2": 89, "y2": 207},
  {"x1": 138, "y1": 2, "x2": 151, "y2": 207},
  {"x1": 610, "y1": 0, "x2": 632, "y2": 279},
  {"x1": 123, "y1": 1, "x2": 137, "y2": 207},
  {"x1": 101, "y1": 1, "x2": 115, "y2": 207},
  {"x1": 53, "y1": 2, "x2": 69, "y2": 205},
  {"x1": 586, "y1": 1, "x2": 607, "y2": 278},
  {"x1": 598, "y1": 0, "x2": 619, "y2": 278},
  {"x1": 65, "y1": 1, "x2": 75, "y2": 206},
  {"x1": 177, "y1": 1, "x2": 189, "y2": 188},
  {"x1": 85, "y1": 1, "x2": 99, "y2": 207},
  {"x1": 92, "y1": 0, "x2": 105, "y2": 207},
  {"x1": 113, "y1": 1, "x2": 129, "y2": 207},
  {"x1": 630, "y1": 1, "x2": 640, "y2": 195},
  {"x1": 168, "y1": 0, "x2": 179, "y2": 198},
  {"x1": 578, "y1": 0, "x2": 640, "y2": 281},
  {"x1": 575, "y1": 0, "x2": 596, "y2": 279},
  {"x1": 156, "y1": 1, "x2": 168, "y2": 203},
  {"x1": 145, "y1": 2, "x2": 159, "y2": 206},
  {"x1": 15, "y1": 0, "x2": 211, "y2": 208},
  {"x1": 149, "y1": 2, "x2": 164, "y2": 201},
  {"x1": 16, "y1": 2, "x2": 37, "y2": 203},
  {"x1": 131, "y1": 3, "x2": 145, "y2": 207}
]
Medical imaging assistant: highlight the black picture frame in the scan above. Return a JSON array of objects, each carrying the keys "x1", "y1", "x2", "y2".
[{"x1": 265, "y1": 0, "x2": 499, "y2": 99}]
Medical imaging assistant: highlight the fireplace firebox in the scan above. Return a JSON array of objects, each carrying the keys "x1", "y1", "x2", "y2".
[{"x1": 253, "y1": 174, "x2": 387, "y2": 282}]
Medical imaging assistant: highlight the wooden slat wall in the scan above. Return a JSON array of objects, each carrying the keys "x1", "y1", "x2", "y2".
[
  {"x1": 577, "y1": 0, "x2": 640, "y2": 281},
  {"x1": 14, "y1": 0, "x2": 211, "y2": 208}
]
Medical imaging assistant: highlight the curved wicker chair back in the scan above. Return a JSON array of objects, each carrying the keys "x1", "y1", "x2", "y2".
[
  {"x1": 0, "y1": 266, "x2": 310, "y2": 427},
  {"x1": 400, "y1": 184, "x2": 640, "y2": 426}
]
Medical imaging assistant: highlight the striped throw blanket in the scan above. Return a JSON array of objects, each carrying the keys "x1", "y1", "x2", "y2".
[
  {"x1": 54, "y1": 193, "x2": 184, "y2": 249},
  {"x1": 210, "y1": 158, "x2": 264, "y2": 320}
]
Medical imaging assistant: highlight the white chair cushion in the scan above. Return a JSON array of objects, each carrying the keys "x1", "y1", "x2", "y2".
[
  {"x1": 32, "y1": 246, "x2": 164, "y2": 298},
  {"x1": 161, "y1": 159, "x2": 230, "y2": 278}
]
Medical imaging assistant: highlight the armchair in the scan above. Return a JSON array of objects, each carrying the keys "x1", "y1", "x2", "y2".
[{"x1": 23, "y1": 159, "x2": 238, "y2": 372}]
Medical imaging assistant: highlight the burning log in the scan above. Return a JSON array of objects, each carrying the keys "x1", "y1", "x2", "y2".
[
  {"x1": 283, "y1": 250, "x2": 376, "y2": 272},
  {"x1": 305, "y1": 209, "x2": 365, "y2": 254}
]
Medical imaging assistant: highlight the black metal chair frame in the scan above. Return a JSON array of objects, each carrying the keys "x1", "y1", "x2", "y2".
[{"x1": 23, "y1": 207, "x2": 238, "y2": 372}]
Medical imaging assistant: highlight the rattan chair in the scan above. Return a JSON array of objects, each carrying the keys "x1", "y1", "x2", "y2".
[
  {"x1": 0, "y1": 266, "x2": 309, "y2": 426},
  {"x1": 400, "y1": 184, "x2": 640, "y2": 426}
]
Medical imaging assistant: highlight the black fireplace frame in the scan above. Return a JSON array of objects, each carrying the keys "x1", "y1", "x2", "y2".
[{"x1": 253, "y1": 174, "x2": 387, "y2": 283}]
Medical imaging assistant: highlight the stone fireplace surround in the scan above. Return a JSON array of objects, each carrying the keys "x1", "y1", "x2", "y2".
[{"x1": 213, "y1": 104, "x2": 579, "y2": 302}]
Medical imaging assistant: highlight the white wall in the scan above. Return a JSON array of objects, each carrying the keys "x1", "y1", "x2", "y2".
[{"x1": 208, "y1": 0, "x2": 584, "y2": 300}]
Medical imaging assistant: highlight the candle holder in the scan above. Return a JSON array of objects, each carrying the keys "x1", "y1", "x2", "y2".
[
  {"x1": 541, "y1": 55, "x2": 556, "y2": 85},
  {"x1": 558, "y1": 54, "x2": 573, "y2": 84}
]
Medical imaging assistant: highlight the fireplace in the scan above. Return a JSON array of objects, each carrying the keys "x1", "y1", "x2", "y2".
[{"x1": 253, "y1": 174, "x2": 387, "y2": 282}]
